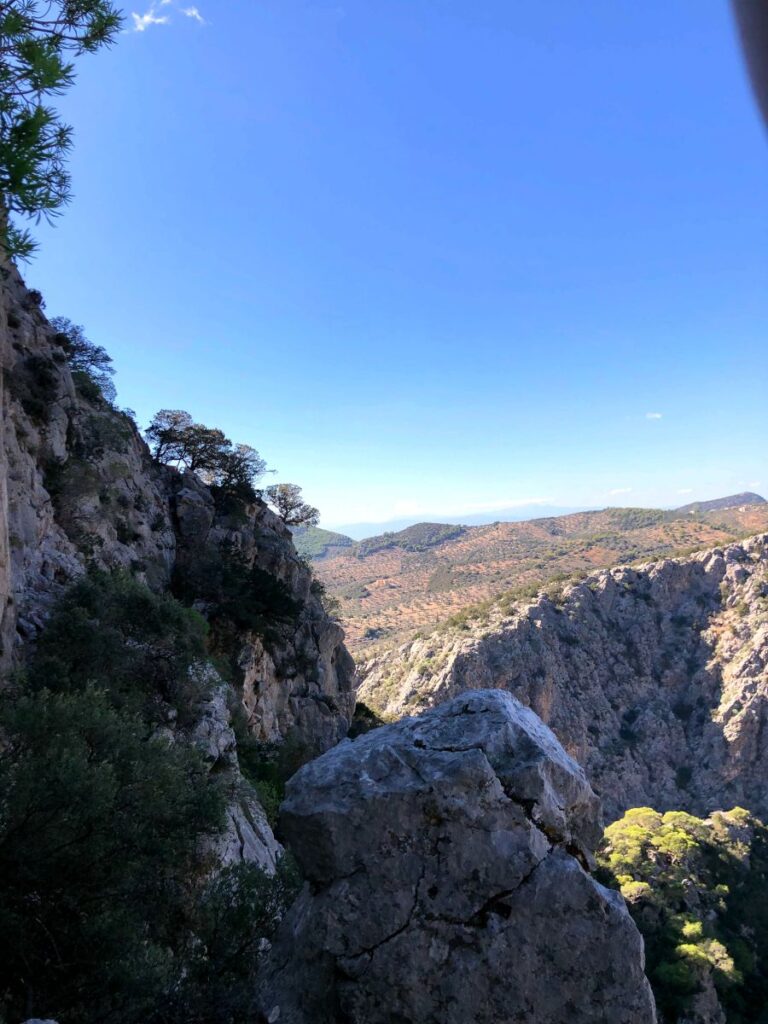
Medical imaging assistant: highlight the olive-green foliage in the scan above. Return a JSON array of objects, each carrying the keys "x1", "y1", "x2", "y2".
[
  {"x1": 0, "y1": 1, "x2": 123, "y2": 258},
  {"x1": 348, "y1": 700, "x2": 386, "y2": 738},
  {"x1": 161, "y1": 856, "x2": 301, "y2": 1024},
  {"x1": 607, "y1": 507, "x2": 666, "y2": 531},
  {"x1": 597, "y1": 807, "x2": 768, "y2": 1023},
  {"x1": 29, "y1": 570, "x2": 211, "y2": 726},
  {"x1": 230, "y1": 703, "x2": 310, "y2": 829},
  {"x1": 0, "y1": 686, "x2": 225, "y2": 1023}
]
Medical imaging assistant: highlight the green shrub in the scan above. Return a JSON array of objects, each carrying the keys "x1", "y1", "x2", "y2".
[
  {"x1": 7, "y1": 354, "x2": 59, "y2": 424},
  {"x1": 29, "y1": 570, "x2": 211, "y2": 725},
  {"x1": 168, "y1": 856, "x2": 301, "y2": 1022},
  {"x1": 598, "y1": 806, "x2": 768, "y2": 1022},
  {"x1": 0, "y1": 570, "x2": 301, "y2": 1023},
  {"x1": 173, "y1": 545, "x2": 301, "y2": 654},
  {"x1": 0, "y1": 686, "x2": 225, "y2": 1023}
]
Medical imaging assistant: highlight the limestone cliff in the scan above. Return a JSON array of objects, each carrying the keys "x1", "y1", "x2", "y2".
[
  {"x1": 360, "y1": 536, "x2": 768, "y2": 822},
  {"x1": 0, "y1": 261, "x2": 355, "y2": 758}
]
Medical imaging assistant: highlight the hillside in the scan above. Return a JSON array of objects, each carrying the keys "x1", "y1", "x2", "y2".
[
  {"x1": 312, "y1": 501, "x2": 768, "y2": 654},
  {"x1": 676, "y1": 491, "x2": 766, "y2": 515},
  {"x1": 360, "y1": 534, "x2": 768, "y2": 822},
  {"x1": 290, "y1": 524, "x2": 355, "y2": 559}
]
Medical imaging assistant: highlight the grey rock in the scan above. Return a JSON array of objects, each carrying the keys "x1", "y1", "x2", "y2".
[
  {"x1": 258, "y1": 690, "x2": 656, "y2": 1024},
  {"x1": 191, "y1": 674, "x2": 282, "y2": 872}
]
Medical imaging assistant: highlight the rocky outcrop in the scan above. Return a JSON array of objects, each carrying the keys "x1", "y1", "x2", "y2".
[
  {"x1": 360, "y1": 537, "x2": 768, "y2": 821},
  {"x1": 171, "y1": 473, "x2": 355, "y2": 757},
  {"x1": 257, "y1": 690, "x2": 656, "y2": 1024},
  {"x1": 0, "y1": 261, "x2": 355, "y2": 758},
  {"x1": 191, "y1": 676, "x2": 282, "y2": 871}
]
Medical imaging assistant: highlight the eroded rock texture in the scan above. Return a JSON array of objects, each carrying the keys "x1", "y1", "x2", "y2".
[
  {"x1": 361, "y1": 538, "x2": 768, "y2": 821},
  {"x1": 258, "y1": 690, "x2": 656, "y2": 1024}
]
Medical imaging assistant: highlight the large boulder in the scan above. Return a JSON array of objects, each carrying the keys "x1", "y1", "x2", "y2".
[{"x1": 257, "y1": 689, "x2": 656, "y2": 1024}]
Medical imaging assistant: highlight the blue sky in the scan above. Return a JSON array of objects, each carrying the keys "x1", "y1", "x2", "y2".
[{"x1": 26, "y1": 0, "x2": 767, "y2": 529}]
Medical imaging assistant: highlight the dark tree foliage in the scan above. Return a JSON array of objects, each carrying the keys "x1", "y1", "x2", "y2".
[
  {"x1": 0, "y1": 686, "x2": 225, "y2": 1023},
  {"x1": 166, "y1": 857, "x2": 301, "y2": 1023},
  {"x1": 145, "y1": 409, "x2": 267, "y2": 502},
  {"x1": 266, "y1": 482, "x2": 320, "y2": 527},
  {"x1": 50, "y1": 315, "x2": 116, "y2": 402},
  {"x1": 173, "y1": 544, "x2": 301, "y2": 657},
  {"x1": 0, "y1": 571, "x2": 301, "y2": 1023},
  {"x1": 28, "y1": 570, "x2": 211, "y2": 725},
  {"x1": 0, "y1": 0, "x2": 123, "y2": 258}
]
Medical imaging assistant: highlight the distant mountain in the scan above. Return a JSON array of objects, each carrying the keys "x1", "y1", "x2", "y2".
[
  {"x1": 328, "y1": 505, "x2": 591, "y2": 540},
  {"x1": 311, "y1": 497, "x2": 768, "y2": 655},
  {"x1": 674, "y1": 491, "x2": 766, "y2": 515}
]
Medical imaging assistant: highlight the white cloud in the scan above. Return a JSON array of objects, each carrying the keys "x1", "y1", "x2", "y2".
[
  {"x1": 131, "y1": 8, "x2": 170, "y2": 31},
  {"x1": 645, "y1": 412, "x2": 663, "y2": 420},
  {"x1": 181, "y1": 6, "x2": 205, "y2": 23},
  {"x1": 677, "y1": 488, "x2": 693, "y2": 495},
  {"x1": 130, "y1": 1, "x2": 205, "y2": 32},
  {"x1": 608, "y1": 487, "x2": 632, "y2": 496}
]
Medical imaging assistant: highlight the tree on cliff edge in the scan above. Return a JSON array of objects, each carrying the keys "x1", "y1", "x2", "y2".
[
  {"x1": 145, "y1": 409, "x2": 267, "y2": 497},
  {"x1": 265, "y1": 483, "x2": 320, "y2": 527},
  {"x1": 0, "y1": 0, "x2": 122, "y2": 258}
]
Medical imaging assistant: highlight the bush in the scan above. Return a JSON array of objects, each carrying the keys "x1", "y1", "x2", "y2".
[
  {"x1": 173, "y1": 545, "x2": 301, "y2": 653},
  {"x1": 29, "y1": 570, "x2": 212, "y2": 725},
  {"x1": 0, "y1": 570, "x2": 301, "y2": 1023},
  {"x1": 6, "y1": 353, "x2": 59, "y2": 424},
  {"x1": 597, "y1": 806, "x2": 768, "y2": 1022},
  {"x1": 168, "y1": 856, "x2": 301, "y2": 1022},
  {"x1": 0, "y1": 686, "x2": 225, "y2": 1023}
]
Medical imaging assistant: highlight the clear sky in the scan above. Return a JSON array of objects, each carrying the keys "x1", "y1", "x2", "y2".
[{"x1": 25, "y1": 0, "x2": 767, "y2": 529}]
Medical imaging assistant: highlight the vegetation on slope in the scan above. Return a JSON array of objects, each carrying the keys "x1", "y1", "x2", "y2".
[
  {"x1": 0, "y1": 572, "x2": 299, "y2": 1024},
  {"x1": 356, "y1": 521, "x2": 466, "y2": 557},
  {"x1": 316, "y1": 501, "x2": 768, "y2": 655},
  {"x1": 597, "y1": 807, "x2": 768, "y2": 1024},
  {"x1": 291, "y1": 524, "x2": 355, "y2": 559}
]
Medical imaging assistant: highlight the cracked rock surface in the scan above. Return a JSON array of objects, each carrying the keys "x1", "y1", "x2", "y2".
[{"x1": 257, "y1": 689, "x2": 656, "y2": 1024}]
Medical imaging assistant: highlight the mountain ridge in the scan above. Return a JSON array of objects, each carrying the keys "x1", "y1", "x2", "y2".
[{"x1": 307, "y1": 497, "x2": 768, "y2": 653}]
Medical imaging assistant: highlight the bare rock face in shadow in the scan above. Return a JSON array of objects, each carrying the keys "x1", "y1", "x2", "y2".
[{"x1": 258, "y1": 689, "x2": 657, "y2": 1024}]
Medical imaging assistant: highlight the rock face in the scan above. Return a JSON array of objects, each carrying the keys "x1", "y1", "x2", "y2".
[
  {"x1": 190, "y1": 675, "x2": 282, "y2": 871},
  {"x1": 361, "y1": 537, "x2": 768, "y2": 821},
  {"x1": 0, "y1": 261, "x2": 355, "y2": 758},
  {"x1": 257, "y1": 690, "x2": 657, "y2": 1024}
]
